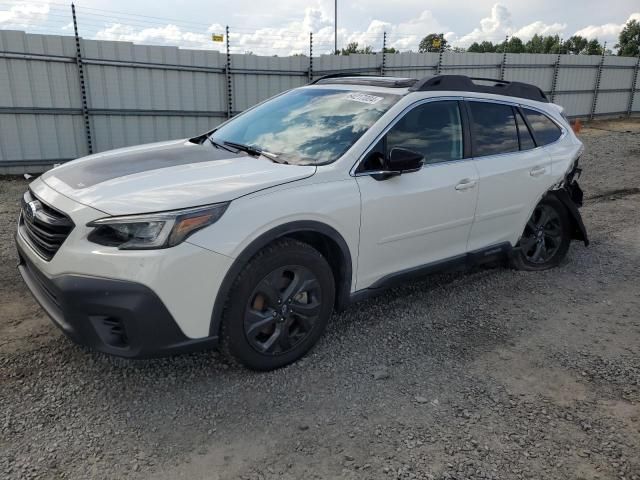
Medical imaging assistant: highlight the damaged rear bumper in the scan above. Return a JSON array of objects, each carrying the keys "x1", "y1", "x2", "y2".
[{"x1": 553, "y1": 180, "x2": 589, "y2": 246}]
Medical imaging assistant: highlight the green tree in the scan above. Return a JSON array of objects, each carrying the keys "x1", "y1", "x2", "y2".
[
  {"x1": 585, "y1": 39, "x2": 604, "y2": 55},
  {"x1": 615, "y1": 19, "x2": 640, "y2": 56},
  {"x1": 339, "y1": 42, "x2": 374, "y2": 55},
  {"x1": 467, "y1": 42, "x2": 482, "y2": 52},
  {"x1": 468, "y1": 40, "x2": 497, "y2": 53},
  {"x1": 383, "y1": 47, "x2": 398, "y2": 53},
  {"x1": 564, "y1": 35, "x2": 588, "y2": 54},
  {"x1": 497, "y1": 36, "x2": 525, "y2": 53},
  {"x1": 418, "y1": 34, "x2": 448, "y2": 53},
  {"x1": 542, "y1": 34, "x2": 562, "y2": 54},
  {"x1": 340, "y1": 42, "x2": 359, "y2": 55},
  {"x1": 525, "y1": 34, "x2": 545, "y2": 53}
]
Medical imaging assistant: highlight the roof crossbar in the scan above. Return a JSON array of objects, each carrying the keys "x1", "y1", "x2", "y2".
[{"x1": 409, "y1": 75, "x2": 549, "y2": 103}]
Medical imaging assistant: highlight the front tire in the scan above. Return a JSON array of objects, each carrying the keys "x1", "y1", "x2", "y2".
[
  {"x1": 512, "y1": 196, "x2": 571, "y2": 271},
  {"x1": 220, "y1": 239, "x2": 335, "y2": 370}
]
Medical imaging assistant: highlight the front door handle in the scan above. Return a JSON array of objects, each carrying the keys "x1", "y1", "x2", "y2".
[
  {"x1": 455, "y1": 178, "x2": 477, "y2": 191},
  {"x1": 529, "y1": 166, "x2": 547, "y2": 177}
]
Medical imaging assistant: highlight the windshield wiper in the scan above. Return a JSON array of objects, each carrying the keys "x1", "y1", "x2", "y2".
[
  {"x1": 223, "y1": 141, "x2": 285, "y2": 163},
  {"x1": 223, "y1": 141, "x2": 263, "y2": 156},
  {"x1": 205, "y1": 135, "x2": 236, "y2": 153}
]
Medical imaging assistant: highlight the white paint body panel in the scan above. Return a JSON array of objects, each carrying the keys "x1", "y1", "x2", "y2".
[
  {"x1": 355, "y1": 160, "x2": 479, "y2": 289},
  {"x1": 41, "y1": 139, "x2": 316, "y2": 215},
  {"x1": 19, "y1": 177, "x2": 233, "y2": 338},
  {"x1": 17, "y1": 85, "x2": 584, "y2": 342},
  {"x1": 467, "y1": 146, "x2": 553, "y2": 251}
]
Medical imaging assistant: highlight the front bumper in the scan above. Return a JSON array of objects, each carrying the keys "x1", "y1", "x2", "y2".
[{"x1": 17, "y1": 242, "x2": 219, "y2": 358}]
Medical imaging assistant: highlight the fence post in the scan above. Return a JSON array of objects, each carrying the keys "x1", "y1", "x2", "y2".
[
  {"x1": 71, "y1": 3, "x2": 92, "y2": 155},
  {"x1": 435, "y1": 34, "x2": 444, "y2": 75},
  {"x1": 380, "y1": 31, "x2": 386, "y2": 76},
  {"x1": 499, "y1": 35, "x2": 509, "y2": 80},
  {"x1": 225, "y1": 25, "x2": 233, "y2": 119},
  {"x1": 308, "y1": 32, "x2": 313, "y2": 82},
  {"x1": 627, "y1": 55, "x2": 640, "y2": 117},
  {"x1": 590, "y1": 41, "x2": 606, "y2": 121},
  {"x1": 550, "y1": 40, "x2": 563, "y2": 103}
]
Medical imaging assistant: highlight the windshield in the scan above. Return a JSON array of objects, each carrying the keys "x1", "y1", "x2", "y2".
[{"x1": 209, "y1": 88, "x2": 399, "y2": 165}]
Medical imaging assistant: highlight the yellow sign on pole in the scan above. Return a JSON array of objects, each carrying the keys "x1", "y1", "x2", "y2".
[
  {"x1": 211, "y1": 34, "x2": 224, "y2": 42},
  {"x1": 432, "y1": 37, "x2": 441, "y2": 49}
]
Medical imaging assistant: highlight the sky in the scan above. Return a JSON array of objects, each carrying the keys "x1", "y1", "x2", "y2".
[{"x1": 0, "y1": 0, "x2": 639, "y2": 55}]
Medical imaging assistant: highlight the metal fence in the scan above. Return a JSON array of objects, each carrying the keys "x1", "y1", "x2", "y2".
[{"x1": 1, "y1": 29, "x2": 639, "y2": 174}]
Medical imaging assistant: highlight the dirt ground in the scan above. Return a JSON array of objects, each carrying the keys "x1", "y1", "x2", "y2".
[{"x1": 1, "y1": 119, "x2": 639, "y2": 480}]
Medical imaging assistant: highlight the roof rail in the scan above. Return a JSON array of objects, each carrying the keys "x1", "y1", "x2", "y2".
[
  {"x1": 309, "y1": 73, "x2": 366, "y2": 85},
  {"x1": 310, "y1": 74, "x2": 418, "y2": 88},
  {"x1": 409, "y1": 75, "x2": 549, "y2": 103}
]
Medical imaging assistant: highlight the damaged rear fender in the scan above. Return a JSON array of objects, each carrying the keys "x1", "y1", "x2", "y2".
[{"x1": 547, "y1": 186, "x2": 589, "y2": 246}]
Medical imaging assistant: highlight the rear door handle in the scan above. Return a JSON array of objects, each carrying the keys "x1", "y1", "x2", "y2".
[
  {"x1": 455, "y1": 178, "x2": 477, "y2": 191},
  {"x1": 529, "y1": 166, "x2": 547, "y2": 177}
]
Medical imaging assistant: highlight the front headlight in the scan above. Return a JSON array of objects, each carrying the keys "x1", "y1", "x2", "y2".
[{"x1": 87, "y1": 203, "x2": 229, "y2": 250}]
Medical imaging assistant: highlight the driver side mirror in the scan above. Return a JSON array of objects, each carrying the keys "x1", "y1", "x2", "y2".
[
  {"x1": 367, "y1": 147, "x2": 424, "y2": 181},
  {"x1": 388, "y1": 147, "x2": 424, "y2": 173}
]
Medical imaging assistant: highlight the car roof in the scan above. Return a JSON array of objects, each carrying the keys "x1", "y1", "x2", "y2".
[{"x1": 309, "y1": 74, "x2": 549, "y2": 104}]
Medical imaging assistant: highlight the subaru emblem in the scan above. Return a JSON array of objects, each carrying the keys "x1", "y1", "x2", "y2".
[{"x1": 25, "y1": 200, "x2": 39, "y2": 222}]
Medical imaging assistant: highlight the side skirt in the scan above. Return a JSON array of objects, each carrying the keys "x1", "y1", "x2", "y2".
[{"x1": 349, "y1": 242, "x2": 513, "y2": 305}]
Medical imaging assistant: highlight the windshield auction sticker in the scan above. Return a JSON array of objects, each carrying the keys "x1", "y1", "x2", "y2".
[{"x1": 344, "y1": 92, "x2": 383, "y2": 104}]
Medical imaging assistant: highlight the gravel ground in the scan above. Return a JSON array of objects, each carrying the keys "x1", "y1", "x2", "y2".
[{"x1": 1, "y1": 119, "x2": 640, "y2": 480}]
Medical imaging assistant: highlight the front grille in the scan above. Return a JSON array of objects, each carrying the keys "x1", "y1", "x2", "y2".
[{"x1": 19, "y1": 190, "x2": 74, "y2": 261}]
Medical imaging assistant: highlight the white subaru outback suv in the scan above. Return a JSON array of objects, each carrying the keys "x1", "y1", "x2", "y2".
[{"x1": 16, "y1": 74, "x2": 588, "y2": 370}]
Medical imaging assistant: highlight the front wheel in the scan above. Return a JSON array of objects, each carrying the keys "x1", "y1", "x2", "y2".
[
  {"x1": 512, "y1": 196, "x2": 571, "y2": 271},
  {"x1": 220, "y1": 239, "x2": 335, "y2": 370}
]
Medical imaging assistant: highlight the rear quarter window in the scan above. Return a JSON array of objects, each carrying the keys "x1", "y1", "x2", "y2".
[{"x1": 523, "y1": 108, "x2": 562, "y2": 146}]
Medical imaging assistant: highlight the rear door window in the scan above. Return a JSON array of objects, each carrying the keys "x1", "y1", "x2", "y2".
[
  {"x1": 468, "y1": 102, "x2": 519, "y2": 157},
  {"x1": 523, "y1": 108, "x2": 562, "y2": 145}
]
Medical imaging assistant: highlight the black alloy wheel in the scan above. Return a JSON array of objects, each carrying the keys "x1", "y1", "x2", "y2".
[
  {"x1": 244, "y1": 265, "x2": 322, "y2": 355},
  {"x1": 520, "y1": 203, "x2": 563, "y2": 264},
  {"x1": 512, "y1": 196, "x2": 571, "y2": 271},
  {"x1": 220, "y1": 238, "x2": 335, "y2": 370}
]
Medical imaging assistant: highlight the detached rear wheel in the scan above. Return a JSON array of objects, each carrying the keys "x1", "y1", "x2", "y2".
[
  {"x1": 512, "y1": 196, "x2": 571, "y2": 271},
  {"x1": 220, "y1": 239, "x2": 335, "y2": 370}
]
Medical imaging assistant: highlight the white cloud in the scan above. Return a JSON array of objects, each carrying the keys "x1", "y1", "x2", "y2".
[
  {"x1": 0, "y1": 2, "x2": 49, "y2": 28},
  {"x1": 454, "y1": 3, "x2": 569, "y2": 46},
  {"x1": 512, "y1": 20, "x2": 566, "y2": 40},
  {"x1": 456, "y1": 3, "x2": 513, "y2": 46},
  {"x1": 93, "y1": 7, "x2": 333, "y2": 55},
  {"x1": 95, "y1": 23, "x2": 224, "y2": 51},
  {"x1": 387, "y1": 10, "x2": 451, "y2": 51},
  {"x1": 2, "y1": 0, "x2": 639, "y2": 56},
  {"x1": 573, "y1": 12, "x2": 640, "y2": 42}
]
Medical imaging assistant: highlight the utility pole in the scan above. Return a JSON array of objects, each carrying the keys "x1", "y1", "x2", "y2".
[{"x1": 334, "y1": 0, "x2": 337, "y2": 54}]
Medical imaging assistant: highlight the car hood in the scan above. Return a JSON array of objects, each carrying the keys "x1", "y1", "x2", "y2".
[{"x1": 42, "y1": 139, "x2": 316, "y2": 215}]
